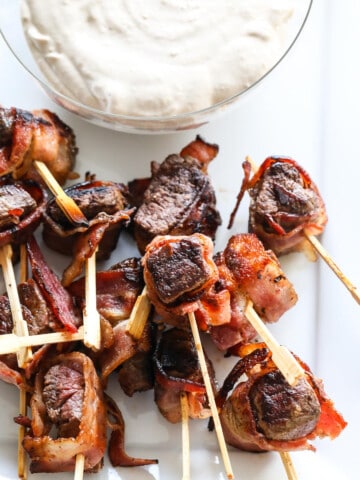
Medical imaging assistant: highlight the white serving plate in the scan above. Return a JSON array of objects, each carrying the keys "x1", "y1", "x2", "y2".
[{"x1": 0, "y1": 1, "x2": 359, "y2": 479}]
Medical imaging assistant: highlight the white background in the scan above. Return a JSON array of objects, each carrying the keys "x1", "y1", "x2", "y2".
[{"x1": 0, "y1": 1, "x2": 359, "y2": 479}]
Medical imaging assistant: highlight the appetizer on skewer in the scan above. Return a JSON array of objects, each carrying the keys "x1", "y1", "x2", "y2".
[
  {"x1": 0, "y1": 177, "x2": 47, "y2": 368},
  {"x1": 15, "y1": 351, "x2": 107, "y2": 474},
  {"x1": 142, "y1": 232, "x2": 298, "y2": 354},
  {"x1": 214, "y1": 343, "x2": 347, "y2": 453},
  {"x1": 68, "y1": 257, "x2": 154, "y2": 388},
  {"x1": 229, "y1": 156, "x2": 327, "y2": 258},
  {"x1": 0, "y1": 106, "x2": 77, "y2": 185},
  {"x1": 200, "y1": 233, "x2": 298, "y2": 352},
  {"x1": 229, "y1": 156, "x2": 359, "y2": 303},
  {"x1": 0, "y1": 235, "x2": 82, "y2": 388},
  {"x1": 42, "y1": 176, "x2": 135, "y2": 286},
  {"x1": 142, "y1": 232, "x2": 234, "y2": 479},
  {"x1": 129, "y1": 135, "x2": 221, "y2": 254},
  {"x1": 0, "y1": 105, "x2": 88, "y2": 229},
  {"x1": 154, "y1": 327, "x2": 214, "y2": 423},
  {"x1": 0, "y1": 177, "x2": 47, "y2": 250},
  {"x1": 0, "y1": 133, "x2": 351, "y2": 479}
]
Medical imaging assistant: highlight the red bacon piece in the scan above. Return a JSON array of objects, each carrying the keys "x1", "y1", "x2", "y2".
[{"x1": 26, "y1": 236, "x2": 80, "y2": 333}]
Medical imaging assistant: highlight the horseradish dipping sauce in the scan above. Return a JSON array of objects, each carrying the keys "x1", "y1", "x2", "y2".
[{"x1": 21, "y1": 0, "x2": 296, "y2": 117}]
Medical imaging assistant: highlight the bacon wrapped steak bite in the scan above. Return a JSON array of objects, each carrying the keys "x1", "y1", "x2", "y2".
[
  {"x1": 222, "y1": 233, "x2": 298, "y2": 323},
  {"x1": 42, "y1": 178, "x2": 135, "y2": 285},
  {"x1": 154, "y1": 327, "x2": 214, "y2": 423},
  {"x1": 216, "y1": 344, "x2": 347, "y2": 453},
  {"x1": 230, "y1": 157, "x2": 327, "y2": 258},
  {"x1": 143, "y1": 233, "x2": 219, "y2": 322},
  {"x1": 69, "y1": 257, "x2": 154, "y2": 390},
  {"x1": 18, "y1": 352, "x2": 107, "y2": 473},
  {"x1": 0, "y1": 106, "x2": 78, "y2": 185},
  {"x1": 0, "y1": 236, "x2": 79, "y2": 387},
  {"x1": 197, "y1": 233, "x2": 297, "y2": 351},
  {"x1": 131, "y1": 136, "x2": 221, "y2": 254}
]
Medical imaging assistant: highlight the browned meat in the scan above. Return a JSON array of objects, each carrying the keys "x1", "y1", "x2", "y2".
[
  {"x1": 143, "y1": 233, "x2": 219, "y2": 321},
  {"x1": 0, "y1": 107, "x2": 78, "y2": 185},
  {"x1": 18, "y1": 279, "x2": 63, "y2": 335},
  {"x1": 0, "y1": 284, "x2": 67, "y2": 388},
  {"x1": 132, "y1": 136, "x2": 221, "y2": 254},
  {"x1": 154, "y1": 328, "x2": 214, "y2": 423},
  {"x1": 42, "y1": 178, "x2": 134, "y2": 285},
  {"x1": 0, "y1": 295, "x2": 24, "y2": 387},
  {"x1": 216, "y1": 343, "x2": 347, "y2": 452},
  {"x1": 118, "y1": 351, "x2": 154, "y2": 396},
  {"x1": 249, "y1": 370, "x2": 320, "y2": 441},
  {"x1": 229, "y1": 157, "x2": 327, "y2": 258},
  {"x1": 0, "y1": 183, "x2": 36, "y2": 228},
  {"x1": 0, "y1": 178, "x2": 47, "y2": 248},
  {"x1": 0, "y1": 295, "x2": 13, "y2": 335},
  {"x1": 42, "y1": 363, "x2": 84, "y2": 438},
  {"x1": 46, "y1": 180, "x2": 128, "y2": 228},
  {"x1": 19, "y1": 352, "x2": 107, "y2": 473}
]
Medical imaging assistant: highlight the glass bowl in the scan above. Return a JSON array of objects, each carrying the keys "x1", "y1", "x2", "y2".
[{"x1": 0, "y1": 0, "x2": 312, "y2": 134}]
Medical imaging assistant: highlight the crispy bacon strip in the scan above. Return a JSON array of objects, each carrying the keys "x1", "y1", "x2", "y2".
[
  {"x1": 222, "y1": 234, "x2": 298, "y2": 323},
  {"x1": 195, "y1": 233, "x2": 297, "y2": 351},
  {"x1": 26, "y1": 236, "x2": 80, "y2": 332},
  {"x1": 215, "y1": 343, "x2": 347, "y2": 453},
  {"x1": 180, "y1": 134, "x2": 219, "y2": 171},
  {"x1": 106, "y1": 393, "x2": 158, "y2": 467},
  {"x1": 97, "y1": 319, "x2": 153, "y2": 383},
  {"x1": 69, "y1": 257, "x2": 144, "y2": 322}
]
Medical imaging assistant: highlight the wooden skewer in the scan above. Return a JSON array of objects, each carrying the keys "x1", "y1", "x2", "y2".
[
  {"x1": 74, "y1": 453, "x2": 85, "y2": 480},
  {"x1": 244, "y1": 301, "x2": 302, "y2": 479},
  {"x1": 0, "y1": 244, "x2": 32, "y2": 367},
  {"x1": 280, "y1": 452, "x2": 298, "y2": 480},
  {"x1": 188, "y1": 312, "x2": 234, "y2": 480},
  {"x1": 18, "y1": 388, "x2": 28, "y2": 480},
  {"x1": 245, "y1": 155, "x2": 360, "y2": 306},
  {"x1": 18, "y1": 245, "x2": 29, "y2": 480},
  {"x1": 0, "y1": 328, "x2": 84, "y2": 355},
  {"x1": 33, "y1": 160, "x2": 89, "y2": 228},
  {"x1": 126, "y1": 286, "x2": 152, "y2": 339},
  {"x1": 180, "y1": 392, "x2": 191, "y2": 480},
  {"x1": 304, "y1": 231, "x2": 360, "y2": 305},
  {"x1": 245, "y1": 300, "x2": 304, "y2": 386},
  {"x1": 83, "y1": 251, "x2": 101, "y2": 351}
]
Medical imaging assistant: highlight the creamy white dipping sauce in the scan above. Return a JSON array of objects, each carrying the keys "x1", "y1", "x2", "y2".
[{"x1": 21, "y1": 0, "x2": 296, "y2": 117}]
